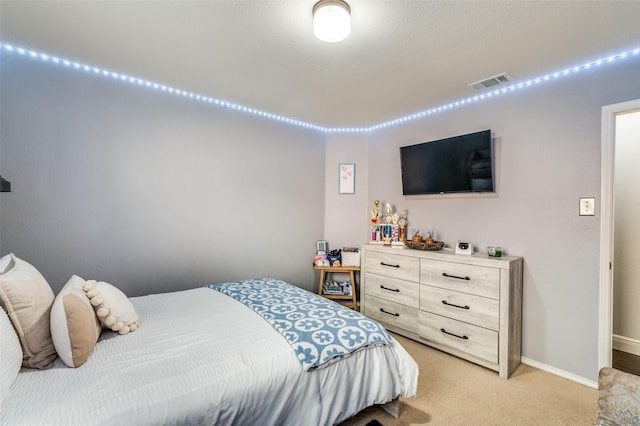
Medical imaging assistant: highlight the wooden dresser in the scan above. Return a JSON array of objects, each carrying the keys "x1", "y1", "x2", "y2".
[{"x1": 361, "y1": 244, "x2": 523, "y2": 378}]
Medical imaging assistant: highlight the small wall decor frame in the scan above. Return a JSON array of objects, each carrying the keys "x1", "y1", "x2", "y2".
[{"x1": 339, "y1": 163, "x2": 355, "y2": 194}]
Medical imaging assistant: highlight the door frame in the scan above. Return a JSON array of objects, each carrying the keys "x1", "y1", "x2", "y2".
[{"x1": 598, "y1": 98, "x2": 640, "y2": 369}]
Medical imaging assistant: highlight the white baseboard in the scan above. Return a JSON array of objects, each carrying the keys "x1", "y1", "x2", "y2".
[
  {"x1": 521, "y1": 357, "x2": 597, "y2": 389},
  {"x1": 613, "y1": 334, "x2": 640, "y2": 356}
]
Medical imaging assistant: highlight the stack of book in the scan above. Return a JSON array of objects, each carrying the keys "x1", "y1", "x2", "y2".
[
  {"x1": 322, "y1": 280, "x2": 343, "y2": 295},
  {"x1": 322, "y1": 280, "x2": 352, "y2": 296},
  {"x1": 341, "y1": 281, "x2": 352, "y2": 296}
]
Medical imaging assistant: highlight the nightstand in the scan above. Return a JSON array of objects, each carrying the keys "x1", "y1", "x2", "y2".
[{"x1": 313, "y1": 265, "x2": 360, "y2": 310}]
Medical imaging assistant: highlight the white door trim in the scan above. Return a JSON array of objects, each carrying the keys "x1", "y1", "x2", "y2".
[{"x1": 599, "y1": 98, "x2": 640, "y2": 370}]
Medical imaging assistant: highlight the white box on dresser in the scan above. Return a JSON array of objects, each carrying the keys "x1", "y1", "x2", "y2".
[{"x1": 361, "y1": 244, "x2": 523, "y2": 379}]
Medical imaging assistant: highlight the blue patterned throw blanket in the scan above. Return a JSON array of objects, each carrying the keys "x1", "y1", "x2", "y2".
[{"x1": 206, "y1": 278, "x2": 393, "y2": 370}]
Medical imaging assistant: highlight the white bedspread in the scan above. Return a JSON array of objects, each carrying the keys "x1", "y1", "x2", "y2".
[{"x1": 1, "y1": 287, "x2": 418, "y2": 425}]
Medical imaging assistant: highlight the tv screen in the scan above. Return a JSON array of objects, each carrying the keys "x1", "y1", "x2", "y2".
[{"x1": 400, "y1": 130, "x2": 494, "y2": 195}]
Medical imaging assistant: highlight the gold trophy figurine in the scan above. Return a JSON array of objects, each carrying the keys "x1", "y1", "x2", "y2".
[
  {"x1": 384, "y1": 203, "x2": 393, "y2": 223},
  {"x1": 371, "y1": 200, "x2": 380, "y2": 222},
  {"x1": 398, "y1": 209, "x2": 408, "y2": 241},
  {"x1": 370, "y1": 200, "x2": 382, "y2": 242}
]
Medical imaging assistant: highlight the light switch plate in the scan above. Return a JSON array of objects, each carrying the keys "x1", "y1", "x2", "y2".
[{"x1": 579, "y1": 197, "x2": 596, "y2": 216}]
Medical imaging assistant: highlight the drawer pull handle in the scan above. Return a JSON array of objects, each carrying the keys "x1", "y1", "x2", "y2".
[
  {"x1": 442, "y1": 272, "x2": 470, "y2": 281},
  {"x1": 380, "y1": 308, "x2": 400, "y2": 317},
  {"x1": 440, "y1": 328, "x2": 469, "y2": 340},
  {"x1": 442, "y1": 300, "x2": 470, "y2": 310},
  {"x1": 380, "y1": 262, "x2": 400, "y2": 268},
  {"x1": 380, "y1": 285, "x2": 400, "y2": 293}
]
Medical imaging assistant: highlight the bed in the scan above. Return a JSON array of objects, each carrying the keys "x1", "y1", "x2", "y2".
[{"x1": 0, "y1": 255, "x2": 418, "y2": 425}]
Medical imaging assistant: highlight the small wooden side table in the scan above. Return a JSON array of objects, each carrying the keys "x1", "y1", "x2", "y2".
[{"x1": 313, "y1": 265, "x2": 360, "y2": 310}]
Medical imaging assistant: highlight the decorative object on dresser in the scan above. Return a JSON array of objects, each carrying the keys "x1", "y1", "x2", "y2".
[
  {"x1": 454, "y1": 241, "x2": 474, "y2": 255},
  {"x1": 404, "y1": 239, "x2": 445, "y2": 251},
  {"x1": 370, "y1": 200, "x2": 407, "y2": 246},
  {"x1": 487, "y1": 246, "x2": 503, "y2": 258},
  {"x1": 361, "y1": 244, "x2": 523, "y2": 379}
]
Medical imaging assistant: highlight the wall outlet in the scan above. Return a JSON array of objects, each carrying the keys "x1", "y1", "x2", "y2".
[{"x1": 579, "y1": 197, "x2": 596, "y2": 216}]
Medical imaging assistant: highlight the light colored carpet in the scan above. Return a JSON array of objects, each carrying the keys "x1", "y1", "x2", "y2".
[{"x1": 340, "y1": 333, "x2": 597, "y2": 425}]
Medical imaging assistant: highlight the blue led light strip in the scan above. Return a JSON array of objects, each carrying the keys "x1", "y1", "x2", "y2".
[
  {"x1": 368, "y1": 47, "x2": 640, "y2": 132},
  {"x1": 1, "y1": 42, "x2": 639, "y2": 134},
  {"x1": 0, "y1": 43, "x2": 328, "y2": 132}
]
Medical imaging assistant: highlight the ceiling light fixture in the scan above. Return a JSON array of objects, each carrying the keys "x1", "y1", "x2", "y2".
[{"x1": 313, "y1": 0, "x2": 351, "y2": 43}]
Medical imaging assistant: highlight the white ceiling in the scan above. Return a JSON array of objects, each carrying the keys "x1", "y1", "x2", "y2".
[{"x1": 2, "y1": 0, "x2": 640, "y2": 128}]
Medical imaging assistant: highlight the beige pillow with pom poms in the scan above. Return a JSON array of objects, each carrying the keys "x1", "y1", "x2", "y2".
[{"x1": 83, "y1": 281, "x2": 139, "y2": 335}]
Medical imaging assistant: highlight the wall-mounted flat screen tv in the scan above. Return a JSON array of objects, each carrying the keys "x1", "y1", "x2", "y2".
[{"x1": 400, "y1": 129, "x2": 494, "y2": 195}]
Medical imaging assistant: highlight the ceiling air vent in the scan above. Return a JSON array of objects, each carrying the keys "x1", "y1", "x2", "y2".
[{"x1": 468, "y1": 72, "x2": 513, "y2": 91}]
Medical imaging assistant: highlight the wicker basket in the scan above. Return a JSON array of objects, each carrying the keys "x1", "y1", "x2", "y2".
[
  {"x1": 341, "y1": 251, "x2": 361, "y2": 267},
  {"x1": 404, "y1": 240, "x2": 445, "y2": 251}
]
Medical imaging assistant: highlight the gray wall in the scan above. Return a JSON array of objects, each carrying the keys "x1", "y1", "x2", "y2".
[
  {"x1": 0, "y1": 54, "x2": 326, "y2": 296},
  {"x1": 325, "y1": 57, "x2": 640, "y2": 382},
  {"x1": 323, "y1": 133, "x2": 369, "y2": 249}
]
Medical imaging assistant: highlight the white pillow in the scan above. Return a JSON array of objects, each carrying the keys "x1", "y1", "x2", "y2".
[
  {"x1": 50, "y1": 275, "x2": 102, "y2": 367},
  {"x1": 0, "y1": 307, "x2": 23, "y2": 406},
  {"x1": 83, "y1": 281, "x2": 139, "y2": 334},
  {"x1": 0, "y1": 254, "x2": 12, "y2": 273}
]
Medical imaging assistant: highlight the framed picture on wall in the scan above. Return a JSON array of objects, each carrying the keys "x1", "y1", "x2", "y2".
[{"x1": 339, "y1": 163, "x2": 355, "y2": 194}]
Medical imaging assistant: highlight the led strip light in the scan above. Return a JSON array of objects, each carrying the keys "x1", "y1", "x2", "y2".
[{"x1": 1, "y1": 42, "x2": 639, "y2": 134}]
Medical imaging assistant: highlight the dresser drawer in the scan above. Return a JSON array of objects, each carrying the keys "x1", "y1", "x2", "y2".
[
  {"x1": 365, "y1": 251, "x2": 419, "y2": 282},
  {"x1": 420, "y1": 285, "x2": 499, "y2": 331},
  {"x1": 420, "y1": 258, "x2": 500, "y2": 299},
  {"x1": 419, "y1": 311, "x2": 498, "y2": 363},
  {"x1": 365, "y1": 296, "x2": 418, "y2": 334},
  {"x1": 365, "y1": 273, "x2": 419, "y2": 309}
]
